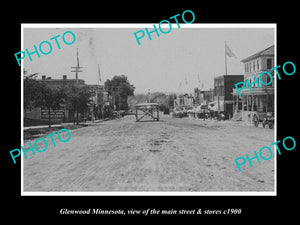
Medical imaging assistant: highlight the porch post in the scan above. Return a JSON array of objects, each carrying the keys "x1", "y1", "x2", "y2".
[
  {"x1": 246, "y1": 95, "x2": 249, "y2": 111},
  {"x1": 266, "y1": 93, "x2": 268, "y2": 113},
  {"x1": 241, "y1": 95, "x2": 244, "y2": 120},
  {"x1": 233, "y1": 95, "x2": 236, "y2": 114}
]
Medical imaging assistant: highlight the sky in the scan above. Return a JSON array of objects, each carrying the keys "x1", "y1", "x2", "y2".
[{"x1": 23, "y1": 24, "x2": 275, "y2": 94}]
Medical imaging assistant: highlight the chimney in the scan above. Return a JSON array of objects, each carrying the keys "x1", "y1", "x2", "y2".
[
  {"x1": 63, "y1": 75, "x2": 67, "y2": 80},
  {"x1": 42, "y1": 75, "x2": 46, "y2": 80}
]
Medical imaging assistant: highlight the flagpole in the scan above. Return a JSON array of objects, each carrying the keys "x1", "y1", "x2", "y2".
[
  {"x1": 98, "y1": 64, "x2": 103, "y2": 86},
  {"x1": 225, "y1": 41, "x2": 227, "y2": 75}
]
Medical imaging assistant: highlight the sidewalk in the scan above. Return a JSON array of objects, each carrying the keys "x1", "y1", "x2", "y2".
[{"x1": 23, "y1": 119, "x2": 106, "y2": 130}]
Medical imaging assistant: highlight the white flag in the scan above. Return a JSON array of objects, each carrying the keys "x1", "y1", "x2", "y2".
[{"x1": 225, "y1": 43, "x2": 236, "y2": 58}]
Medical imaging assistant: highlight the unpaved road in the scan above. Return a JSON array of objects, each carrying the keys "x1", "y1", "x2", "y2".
[{"x1": 23, "y1": 114, "x2": 275, "y2": 192}]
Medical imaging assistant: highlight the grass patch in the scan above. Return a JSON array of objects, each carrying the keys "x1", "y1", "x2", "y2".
[{"x1": 23, "y1": 124, "x2": 89, "y2": 140}]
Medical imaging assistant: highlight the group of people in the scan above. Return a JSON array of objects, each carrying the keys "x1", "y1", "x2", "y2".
[{"x1": 188, "y1": 110, "x2": 226, "y2": 121}]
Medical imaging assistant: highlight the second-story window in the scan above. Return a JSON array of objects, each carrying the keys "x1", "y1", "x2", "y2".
[
  {"x1": 267, "y1": 58, "x2": 272, "y2": 69},
  {"x1": 257, "y1": 59, "x2": 259, "y2": 70}
]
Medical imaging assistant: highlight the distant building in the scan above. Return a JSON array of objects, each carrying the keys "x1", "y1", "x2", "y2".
[
  {"x1": 194, "y1": 88, "x2": 213, "y2": 105},
  {"x1": 174, "y1": 93, "x2": 194, "y2": 108},
  {"x1": 39, "y1": 75, "x2": 85, "y2": 87},
  {"x1": 232, "y1": 45, "x2": 274, "y2": 123},
  {"x1": 214, "y1": 75, "x2": 244, "y2": 119}
]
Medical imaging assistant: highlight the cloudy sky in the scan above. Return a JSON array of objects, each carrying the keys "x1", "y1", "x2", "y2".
[{"x1": 23, "y1": 24, "x2": 275, "y2": 94}]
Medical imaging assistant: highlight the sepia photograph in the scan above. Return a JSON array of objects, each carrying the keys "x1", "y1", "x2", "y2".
[{"x1": 21, "y1": 24, "x2": 276, "y2": 195}]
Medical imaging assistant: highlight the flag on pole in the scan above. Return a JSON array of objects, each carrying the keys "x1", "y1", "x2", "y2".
[
  {"x1": 225, "y1": 42, "x2": 236, "y2": 58},
  {"x1": 224, "y1": 41, "x2": 237, "y2": 75}
]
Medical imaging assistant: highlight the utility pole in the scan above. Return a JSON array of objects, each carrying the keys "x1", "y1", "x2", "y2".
[
  {"x1": 118, "y1": 86, "x2": 121, "y2": 112},
  {"x1": 147, "y1": 89, "x2": 150, "y2": 103},
  {"x1": 71, "y1": 48, "x2": 83, "y2": 84},
  {"x1": 70, "y1": 48, "x2": 83, "y2": 124}
]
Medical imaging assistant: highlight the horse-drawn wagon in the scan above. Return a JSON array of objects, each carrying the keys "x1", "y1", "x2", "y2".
[{"x1": 252, "y1": 112, "x2": 274, "y2": 129}]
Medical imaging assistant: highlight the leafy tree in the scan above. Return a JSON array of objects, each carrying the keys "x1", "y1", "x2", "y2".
[
  {"x1": 149, "y1": 92, "x2": 177, "y2": 111},
  {"x1": 104, "y1": 75, "x2": 135, "y2": 111},
  {"x1": 23, "y1": 72, "x2": 66, "y2": 127},
  {"x1": 65, "y1": 84, "x2": 92, "y2": 125},
  {"x1": 35, "y1": 84, "x2": 66, "y2": 127},
  {"x1": 167, "y1": 93, "x2": 177, "y2": 109},
  {"x1": 23, "y1": 73, "x2": 41, "y2": 111}
]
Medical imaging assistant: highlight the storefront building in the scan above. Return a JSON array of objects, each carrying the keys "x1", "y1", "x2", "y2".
[
  {"x1": 214, "y1": 75, "x2": 244, "y2": 119},
  {"x1": 232, "y1": 45, "x2": 274, "y2": 123}
]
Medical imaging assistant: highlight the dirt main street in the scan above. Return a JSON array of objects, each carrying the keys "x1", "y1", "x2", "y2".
[{"x1": 23, "y1": 114, "x2": 275, "y2": 193}]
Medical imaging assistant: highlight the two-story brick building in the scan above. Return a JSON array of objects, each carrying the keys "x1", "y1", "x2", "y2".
[
  {"x1": 232, "y1": 45, "x2": 274, "y2": 123},
  {"x1": 213, "y1": 75, "x2": 244, "y2": 119}
]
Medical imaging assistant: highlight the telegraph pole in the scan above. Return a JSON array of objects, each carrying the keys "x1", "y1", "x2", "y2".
[
  {"x1": 70, "y1": 48, "x2": 83, "y2": 124},
  {"x1": 71, "y1": 48, "x2": 83, "y2": 84},
  {"x1": 147, "y1": 89, "x2": 150, "y2": 103}
]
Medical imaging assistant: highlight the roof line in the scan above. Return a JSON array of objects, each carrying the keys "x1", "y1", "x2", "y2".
[{"x1": 241, "y1": 45, "x2": 274, "y2": 62}]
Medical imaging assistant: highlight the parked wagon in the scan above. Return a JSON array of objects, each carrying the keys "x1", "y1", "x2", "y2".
[
  {"x1": 135, "y1": 103, "x2": 159, "y2": 122},
  {"x1": 194, "y1": 104, "x2": 209, "y2": 120},
  {"x1": 172, "y1": 107, "x2": 183, "y2": 118},
  {"x1": 252, "y1": 112, "x2": 274, "y2": 129}
]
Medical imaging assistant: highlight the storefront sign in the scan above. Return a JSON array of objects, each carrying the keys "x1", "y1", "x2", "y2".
[{"x1": 41, "y1": 109, "x2": 65, "y2": 119}]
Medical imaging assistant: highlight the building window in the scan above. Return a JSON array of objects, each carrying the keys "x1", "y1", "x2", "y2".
[
  {"x1": 257, "y1": 59, "x2": 259, "y2": 70},
  {"x1": 253, "y1": 61, "x2": 255, "y2": 71},
  {"x1": 264, "y1": 73, "x2": 271, "y2": 85},
  {"x1": 245, "y1": 64, "x2": 247, "y2": 72},
  {"x1": 267, "y1": 58, "x2": 272, "y2": 69}
]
